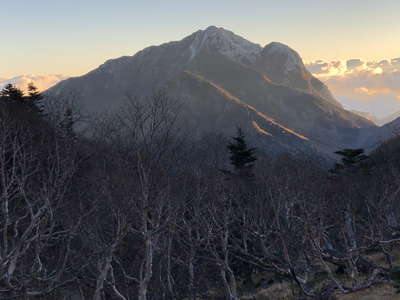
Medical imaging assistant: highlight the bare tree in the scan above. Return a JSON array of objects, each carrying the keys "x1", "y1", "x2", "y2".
[{"x1": 0, "y1": 111, "x2": 83, "y2": 298}]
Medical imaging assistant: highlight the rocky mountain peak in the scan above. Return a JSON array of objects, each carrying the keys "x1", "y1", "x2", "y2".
[
  {"x1": 262, "y1": 42, "x2": 304, "y2": 74},
  {"x1": 187, "y1": 26, "x2": 262, "y2": 64}
]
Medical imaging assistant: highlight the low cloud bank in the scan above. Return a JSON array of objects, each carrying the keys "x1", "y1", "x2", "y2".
[{"x1": 306, "y1": 58, "x2": 400, "y2": 121}]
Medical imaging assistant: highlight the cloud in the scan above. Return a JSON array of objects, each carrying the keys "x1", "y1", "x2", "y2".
[
  {"x1": 306, "y1": 60, "x2": 347, "y2": 77},
  {"x1": 354, "y1": 87, "x2": 393, "y2": 97},
  {"x1": 346, "y1": 59, "x2": 364, "y2": 70},
  {"x1": 306, "y1": 58, "x2": 400, "y2": 118}
]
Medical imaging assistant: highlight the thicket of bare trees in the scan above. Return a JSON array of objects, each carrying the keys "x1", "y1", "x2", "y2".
[{"x1": 1, "y1": 85, "x2": 400, "y2": 299}]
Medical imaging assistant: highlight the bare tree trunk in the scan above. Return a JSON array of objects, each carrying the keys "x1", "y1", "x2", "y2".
[
  {"x1": 166, "y1": 229, "x2": 174, "y2": 297},
  {"x1": 138, "y1": 233, "x2": 153, "y2": 300},
  {"x1": 220, "y1": 264, "x2": 238, "y2": 300},
  {"x1": 94, "y1": 255, "x2": 113, "y2": 300},
  {"x1": 188, "y1": 257, "x2": 195, "y2": 300}
]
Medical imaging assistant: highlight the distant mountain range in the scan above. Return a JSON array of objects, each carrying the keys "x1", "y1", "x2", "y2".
[
  {"x1": 46, "y1": 26, "x2": 395, "y2": 156},
  {"x1": 350, "y1": 110, "x2": 381, "y2": 125},
  {"x1": 379, "y1": 111, "x2": 400, "y2": 126},
  {"x1": 350, "y1": 110, "x2": 400, "y2": 126},
  {"x1": 0, "y1": 75, "x2": 67, "y2": 92}
]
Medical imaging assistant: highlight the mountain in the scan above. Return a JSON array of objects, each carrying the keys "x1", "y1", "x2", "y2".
[
  {"x1": 253, "y1": 42, "x2": 341, "y2": 107},
  {"x1": 350, "y1": 110, "x2": 379, "y2": 125},
  {"x1": 356, "y1": 115, "x2": 400, "y2": 152},
  {"x1": 48, "y1": 26, "x2": 375, "y2": 156},
  {"x1": 375, "y1": 116, "x2": 400, "y2": 143},
  {"x1": 350, "y1": 110, "x2": 400, "y2": 126},
  {"x1": 379, "y1": 111, "x2": 400, "y2": 126},
  {"x1": 0, "y1": 75, "x2": 67, "y2": 92}
]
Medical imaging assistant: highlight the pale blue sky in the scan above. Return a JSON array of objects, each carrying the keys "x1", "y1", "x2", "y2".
[{"x1": 2, "y1": 0, "x2": 400, "y2": 77}]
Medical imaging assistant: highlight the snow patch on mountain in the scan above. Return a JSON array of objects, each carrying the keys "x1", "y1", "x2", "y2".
[
  {"x1": 264, "y1": 42, "x2": 303, "y2": 74},
  {"x1": 188, "y1": 26, "x2": 262, "y2": 64},
  {"x1": 0, "y1": 74, "x2": 68, "y2": 92}
]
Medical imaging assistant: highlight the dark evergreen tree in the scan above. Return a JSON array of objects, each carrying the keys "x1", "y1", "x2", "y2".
[
  {"x1": 26, "y1": 83, "x2": 44, "y2": 115},
  {"x1": 227, "y1": 128, "x2": 257, "y2": 178},
  {"x1": 331, "y1": 148, "x2": 368, "y2": 174},
  {"x1": 0, "y1": 83, "x2": 46, "y2": 126},
  {"x1": 0, "y1": 83, "x2": 24, "y2": 102}
]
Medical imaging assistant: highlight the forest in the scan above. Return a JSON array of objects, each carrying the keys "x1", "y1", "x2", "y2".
[{"x1": 0, "y1": 84, "x2": 400, "y2": 300}]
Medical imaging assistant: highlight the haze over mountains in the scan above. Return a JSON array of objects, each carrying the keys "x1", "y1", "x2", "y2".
[{"x1": 45, "y1": 26, "x2": 398, "y2": 157}]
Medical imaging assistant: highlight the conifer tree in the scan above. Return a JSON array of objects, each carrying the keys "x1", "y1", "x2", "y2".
[
  {"x1": 331, "y1": 148, "x2": 368, "y2": 174},
  {"x1": 26, "y1": 83, "x2": 44, "y2": 114},
  {"x1": 0, "y1": 83, "x2": 45, "y2": 118},
  {"x1": 227, "y1": 128, "x2": 257, "y2": 178},
  {"x1": 0, "y1": 84, "x2": 24, "y2": 102}
]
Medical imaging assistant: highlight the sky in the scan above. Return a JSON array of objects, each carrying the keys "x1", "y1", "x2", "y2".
[{"x1": 1, "y1": 0, "x2": 400, "y2": 77}]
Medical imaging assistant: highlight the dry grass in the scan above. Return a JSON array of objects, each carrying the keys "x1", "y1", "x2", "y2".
[
  {"x1": 337, "y1": 283, "x2": 399, "y2": 300},
  {"x1": 237, "y1": 249, "x2": 400, "y2": 299},
  {"x1": 239, "y1": 281, "x2": 295, "y2": 300},
  {"x1": 239, "y1": 282, "x2": 400, "y2": 300}
]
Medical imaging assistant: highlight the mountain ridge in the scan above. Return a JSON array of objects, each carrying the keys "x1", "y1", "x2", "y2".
[{"x1": 47, "y1": 26, "x2": 377, "y2": 156}]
